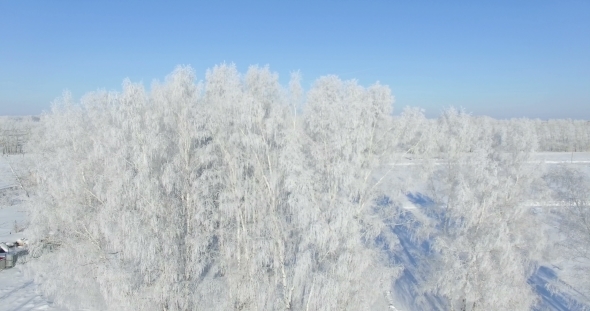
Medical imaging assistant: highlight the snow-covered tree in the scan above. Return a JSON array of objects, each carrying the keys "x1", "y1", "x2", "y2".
[
  {"x1": 293, "y1": 75, "x2": 401, "y2": 309},
  {"x1": 27, "y1": 64, "x2": 401, "y2": 310},
  {"x1": 534, "y1": 119, "x2": 590, "y2": 152},
  {"x1": 422, "y1": 108, "x2": 546, "y2": 311},
  {"x1": 391, "y1": 106, "x2": 434, "y2": 157},
  {"x1": 544, "y1": 164, "x2": 590, "y2": 305}
]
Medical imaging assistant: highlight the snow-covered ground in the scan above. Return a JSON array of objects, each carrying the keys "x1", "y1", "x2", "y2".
[
  {"x1": 390, "y1": 152, "x2": 590, "y2": 166},
  {"x1": 0, "y1": 155, "x2": 61, "y2": 311},
  {"x1": 0, "y1": 267, "x2": 60, "y2": 311},
  {"x1": 389, "y1": 194, "x2": 590, "y2": 311},
  {"x1": 533, "y1": 152, "x2": 590, "y2": 164},
  {"x1": 1, "y1": 152, "x2": 589, "y2": 311},
  {"x1": 386, "y1": 152, "x2": 590, "y2": 311}
]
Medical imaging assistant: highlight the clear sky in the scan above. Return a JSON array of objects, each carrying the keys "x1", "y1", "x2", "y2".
[{"x1": 1, "y1": 0, "x2": 589, "y2": 119}]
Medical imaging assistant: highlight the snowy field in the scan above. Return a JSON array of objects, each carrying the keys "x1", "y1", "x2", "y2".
[
  {"x1": 0, "y1": 155, "x2": 60, "y2": 311},
  {"x1": 0, "y1": 267, "x2": 60, "y2": 311},
  {"x1": 0, "y1": 152, "x2": 589, "y2": 310},
  {"x1": 388, "y1": 152, "x2": 590, "y2": 311},
  {"x1": 389, "y1": 152, "x2": 590, "y2": 166}
]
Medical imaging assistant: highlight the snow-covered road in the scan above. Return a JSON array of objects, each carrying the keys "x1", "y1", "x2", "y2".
[{"x1": 389, "y1": 152, "x2": 590, "y2": 166}]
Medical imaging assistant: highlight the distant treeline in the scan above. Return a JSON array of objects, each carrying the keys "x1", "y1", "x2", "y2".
[
  {"x1": 0, "y1": 116, "x2": 38, "y2": 155},
  {"x1": 2, "y1": 108, "x2": 589, "y2": 156},
  {"x1": 533, "y1": 119, "x2": 590, "y2": 152},
  {"x1": 391, "y1": 110, "x2": 590, "y2": 155}
]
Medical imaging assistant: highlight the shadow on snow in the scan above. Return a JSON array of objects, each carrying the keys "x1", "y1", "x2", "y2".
[{"x1": 381, "y1": 192, "x2": 588, "y2": 311}]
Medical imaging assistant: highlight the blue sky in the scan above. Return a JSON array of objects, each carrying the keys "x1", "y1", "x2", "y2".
[{"x1": 1, "y1": 0, "x2": 589, "y2": 119}]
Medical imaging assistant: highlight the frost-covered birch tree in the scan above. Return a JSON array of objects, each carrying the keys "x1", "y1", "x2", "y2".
[
  {"x1": 422, "y1": 108, "x2": 546, "y2": 311},
  {"x1": 27, "y1": 68, "x2": 224, "y2": 310},
  {"x1": 544, "y1": 164, "x2": 590, "y2": 305},
  {"x1": 27, "y1": 64, "x2": 401, "y2": 310},
  {"x1": 291, "y1": 76, "x2": 401, "y2": 310}
]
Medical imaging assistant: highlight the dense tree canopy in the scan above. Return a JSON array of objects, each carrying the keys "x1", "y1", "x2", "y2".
[
  {"x1": 22, "y1": 64, "x2": 590, "y2": 311},
  {"x1": 27, "y1": 65, "x2": 401, "y2": 310}
]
